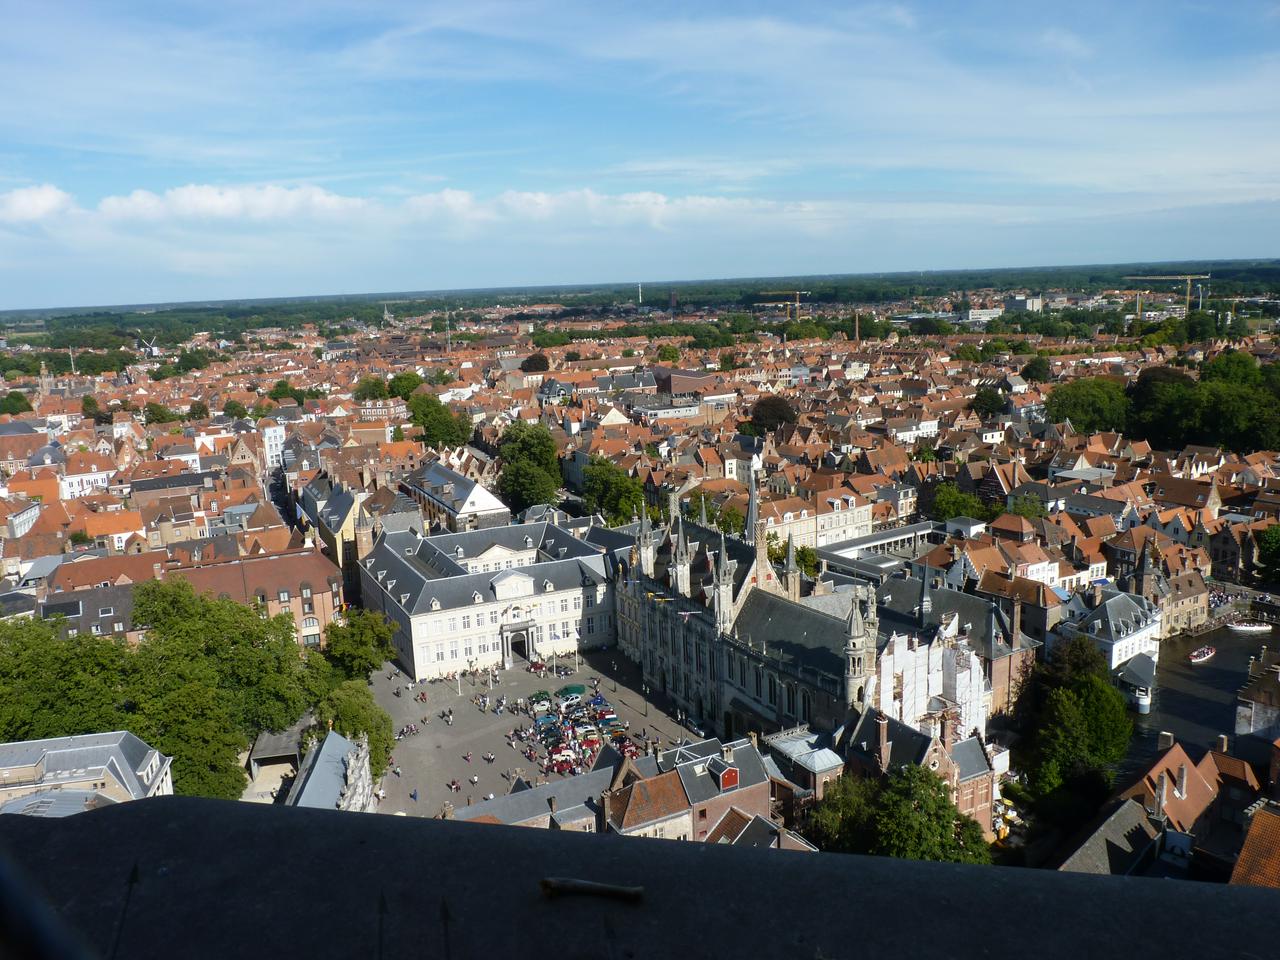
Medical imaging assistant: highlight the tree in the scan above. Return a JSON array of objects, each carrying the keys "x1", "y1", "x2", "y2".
[
  {"x1": 323, "y1": 611, "x2": 394, "y2": 681},
  {"x1": 930, "y1": 483, "x2": 988, "y2": 522},
  {"x1": 1258, "y1": 524, "x2": 1280, "y2": 584},
  {"x1": 391, "y1": 425, "x2": 405, "y2": 442},
  {"x1": 315, "y1": 680, "x2": 394, "y2": 778},
  {"x1": 144, "y1": 401, "x2": 180, "y2": 424},
  {"x1": 1044, "y1": 377, "x2": 1128, "y2": 433},
  {"x1": 751, "y1": 395, "x2": 797, "y2": 433},
  {"x1": 520, "y1": 353, "x2": 550, "y2": 372},
  {"x1": 498, "y1": 460, "x2": 559, "y2": 514},
  {"x1": 1020, "y1": 355, "x2": 1050, "y2": 382},
  {"x1": 873, "y1": 766, "x2": 991, "y2": 864},
  {"x1": 1006, "y1": 495, "x2": 1047, "y2": 520},
  {"x1": 622, "y1": 348, "x2": 636, "y2": 358},
  {"x1": 953, "y1": 344, "x2": 982, "y2": 363},
  {"x1": 354, "y1": 376, "x2": 389, "y2": 402},
  {"x1": 223, "y1": 399, "x2": 248, "y2": 420},
  {"x1": 583, "y1": 457, "x2": 644, "y2": 525},
  {"x1": 719, "y1": 351, "x2": 738, "y2": 371},
  {"x1": 656, "y1": 344, "x2": 681, "y2": 363},
  {"x1": 565, "y1": 350, "x2": 582, "y2": 363},
  {"x1": 970, "y1": 387, "x2": 1005, "y2": 419},
  {"x1": 81, "y1": 395, "x2": 99, "y2": 418},
  {"x1": 0, "y1": 391, "x2": 32, "y2": 415},
  {"x1": 807, "y1": 768, "x2": 990, "y2": 864},
  {"x1": 187, "y1": 400, "x2": 209, "y2": 420},
  {"x1": 407, "y1": 394, "x2": 471, "y2": 447},
  {"x1": 497, "y1": 422, "x2": 561, "y2": 513},
  {"x1": 1202, "y1": 349, "x2": 1262, "y2": 388},
  {"x1": 388, "y1": 371, "x2": 424, "y2": 401}
]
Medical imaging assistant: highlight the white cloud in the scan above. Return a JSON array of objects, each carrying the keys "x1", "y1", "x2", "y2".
[
  {"x1": 98, "y1": 184, "x2": 368, "y2": 221},
  {"x1": 0, "y1": 184, "x2": 74, "y2": 222}
]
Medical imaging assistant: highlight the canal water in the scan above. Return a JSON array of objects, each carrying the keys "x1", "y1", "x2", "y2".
[{"x1": 1117, "y1": 622, "x2": 1275, "y2": 785}]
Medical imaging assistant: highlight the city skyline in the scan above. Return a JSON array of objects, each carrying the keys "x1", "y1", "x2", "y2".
[{"x1": 2, "y1": 1, "x2": 1278, "y2": 308}]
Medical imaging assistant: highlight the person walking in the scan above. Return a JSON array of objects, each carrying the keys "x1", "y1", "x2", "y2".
[{"x1": 410, "y1": 789, "x2": 418, "y2": 802}]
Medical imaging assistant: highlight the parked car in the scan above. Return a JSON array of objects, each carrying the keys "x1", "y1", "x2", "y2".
[
  {"x1": 556, "y1": 684, "x2": 587, "y2": 699},
  {"x1": 559, "y1": 693, "x2": 582, "y2": 710}
]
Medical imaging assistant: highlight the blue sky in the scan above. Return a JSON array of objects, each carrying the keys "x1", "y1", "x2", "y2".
[{"x1": 1, "y1": 1, "x2": 1278, "y2": 308}]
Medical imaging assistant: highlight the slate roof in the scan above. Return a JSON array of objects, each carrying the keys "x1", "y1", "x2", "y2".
[
  {"x1": 363, "y1": 523, "x2": 614, "y2": 615},
  {"x1": 456, "y1": 755, "x2": 660, "y2": 826},
  {"x1": 1058, "y1": 798, "x2": 1160, "y2": 876},
  {"x1": 0, "y1": 731, "x2": 168, "y2": 800},
  {"x1": 287, "y1": 731, "x2": 357, "y2": 810},
  {"x1": 732, "y1": 590, "x2": 850, "y2": 680},
  {"x1": 838, "y1": 707, "x2": 934, "y2": 771},
  {"x1": 951, "y1": 737, "x2": 990, "y2": 782}
]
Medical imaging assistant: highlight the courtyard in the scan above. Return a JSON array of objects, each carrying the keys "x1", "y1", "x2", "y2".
[{"x1": 369, "y1": 647, "x2": 702, "y2": 818}]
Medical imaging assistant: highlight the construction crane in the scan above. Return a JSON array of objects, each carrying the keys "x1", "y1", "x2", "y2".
[
  {"x1": 759, "y1": 290, "x2": 811, "y2": 324},
  {"x1": 1121, "y1": 274, "x2": 1210, "y2": 314}
]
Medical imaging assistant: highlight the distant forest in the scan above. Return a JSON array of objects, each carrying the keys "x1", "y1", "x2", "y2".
[{"x1": 3, "y1": 259, "x2": 1277, "y2": 349}]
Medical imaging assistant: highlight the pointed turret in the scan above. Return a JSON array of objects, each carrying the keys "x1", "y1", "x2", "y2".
[
  {"x1": 699, "y1": 495, "x2": 709, "y2": 527},
  {"x1": 746, "y1": 466, "x2": 759, "y2": 544},
  {"x1": 784, "y1": 533, "x2": 801, "y2": 601},
  {"x1": 918, "y1": 565, "x2": 933, "y2": 625}
]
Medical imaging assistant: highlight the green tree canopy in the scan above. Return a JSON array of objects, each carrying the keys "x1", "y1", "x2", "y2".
[
  {"x1": 953, "y1": 344, "x2": 982, "y2": 363},
  {"x1": 656, "y1": 344, "x2": 681, "y2": 363},
  {"x1": 520, "y1": 353, "x2": 550, "y2": 372},
  {"x1": 970, "y1": 386, "x2": 1005, "y2": 419},
  {"x1": 751, "y1": 395, "x2": 797, "y2": 433},
  {"x1": 497, "y1": 422, "x2": 561, "y2": 513},
  {"x1": 930, "y1": 483, "x2": 990, "y2": 522},
  {"x1": 388, "y1": 371, "x2": 424, "y2": 400},
  {"x1": 807, "y1": 768, "x2": 990, "y2": 864},
  {"x1": 223, "y1": 399, "x2": 248, "y2": 419},
  {"x1": 0, "y1": 391, "x2": 33, "y2": 415},
  {"x1": 323, "y1": 610, "x2": 394, "y2": 681},
  {"x1": 1020, "y1": 355, "x2": 1051, "y2": 382},
  {"x1": 407, "y1": 393, "x2": 472, "y2": 447},
  {"x1": 354, "y1": 376, "x2": 389, "y2": 401},
  {"x1": 144, "y1": 401, "x2": 180, "y2": 424},
  {"x1": 187, "y1": 400, "x2": 209, "y2": 420},
  {"x1": 583, "y1": 457, "x2": 644, "y2": 525},
  {"x1": 1257, "y1": 524, "x2": 1280, "y2": 584},
  {"x1": 1044, "y1": 377, "x2": 1128, "y2": 433},
  {"x1": 1202, "y1": 349, "x2": 1261, "y2": 388},
  {"x1": 315, "y1": 680, "x2": 394, "y2": 778}
]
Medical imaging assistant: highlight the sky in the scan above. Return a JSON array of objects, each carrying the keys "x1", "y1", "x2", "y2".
[{"x1": 1, "y1": 0, "x2": 1278, "y2": 309}]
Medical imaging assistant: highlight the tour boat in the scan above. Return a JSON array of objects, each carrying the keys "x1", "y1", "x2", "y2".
[
  {"x1": 1188, "y1": 646, "x2": 1216, "y2": 665},
  {"x1": 1228, "y1": 621, "x2": 1272, "y2": 634}
]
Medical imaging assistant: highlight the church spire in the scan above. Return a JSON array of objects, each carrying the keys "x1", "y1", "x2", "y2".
[
  {"x1": 716, "y1": 530, "x2": 730, "y2": 582},
  {"x1": 699, "y1": 494, "x2": 709, "y2": 527},
  {"x1": 745, "y1": 465, "x2": 759, "y2": 544}
]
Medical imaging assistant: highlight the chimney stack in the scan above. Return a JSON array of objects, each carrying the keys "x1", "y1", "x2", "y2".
[
  {"x1": 1217, "y1": 734, "x2": 1230, "y2": 753},
  {"x1": 1091, "y1": 582, "x2": 1103, "y2": 608},
  {"x1": 721, "y1": 742, "x2": 735, "y2": 764},
  {"x1": 548, "y1": 795, "x2": 557, "y2": 814},
  {"x1": 1155, "y1": 772, "x2": 1167, "y2": 819},
  {"x1": 1011, "y1": 598, "x2": 1023, "y2": 641},
  {"x1": 1157, "y1": 731, "x2": 1175, "y2": 752},
  {"x1": 877, "y1": 714, "x2": 890, "y2": 773},
  {"x1": 1176, "y1": 763, "x2": 1187, "y2": 800}
]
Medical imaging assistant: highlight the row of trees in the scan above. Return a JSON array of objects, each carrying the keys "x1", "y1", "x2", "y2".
[
  {"x1": 928, "y1": 483, "x2": 1046, "y2": 524},
  {"x1": 1046, "y1": 351, "x2": 1280, "y2": 450},
  {"x1": 497, "y1": 422, "x2": 562, "y2": 514},
  {"x1": 0, "y1": 581, "x2": 395, "y2": 798}
]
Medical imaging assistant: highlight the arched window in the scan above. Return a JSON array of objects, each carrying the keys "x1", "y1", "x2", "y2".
[{"x1": 302, "y1": 617, "x2": 319, "y2": 630}]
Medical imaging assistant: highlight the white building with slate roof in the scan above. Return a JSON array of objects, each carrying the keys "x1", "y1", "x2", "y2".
[{"x1": 360, "y1": 521, "x2": 617, "y2": 679}]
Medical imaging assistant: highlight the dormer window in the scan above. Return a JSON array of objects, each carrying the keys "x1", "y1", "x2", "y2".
[
  {"x1": 472, "y1": 591, "x2": 483, "y2": 604},
  {"x1": 430, "y1": 597, "x2": 441, "y2": 610},
  {"x1": 543, "y1": 579, "x2": 554, "y2": 592}
]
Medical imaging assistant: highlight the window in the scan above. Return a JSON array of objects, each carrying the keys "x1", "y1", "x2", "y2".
[
  {"x1": 767, "y1": 675, "x2": 777, "y2": 706},
  {"x1": 278, "y1": 590, "x2": 290, "y2": 603},
  {"x1": 91, "y1": 623, "x2": 103, "y2": 635},
  {"x1": 560, "y1": 598, "x2": 569, "y2": 613},
  {"x1": 435, "y1": 644, "x2": 445, "y2": 662},
  {"x1": 449, "y1": 643, "x2": 458, "y2": 660},
  {"x1": 99, "y1": 607, "x2": 114, "y2": 617},
  {"x1": 114, "y1": 622, "x2": 124, "y2": 633},
  {"x1": 302, "y1": 617, "x2": 319, "y2": 630},
  {"x1": 465, "y1": 643, "x2": 473, "y2": 658},
  {"x1": 462, "y1": 615, "x2": 472, "y2": 630},
  {"x1": 786, "y1": 684, "x2": 796, "y2": 716},
  {"x1": 573, "y1": 595, "x2": 581, "y2": 611},
  {"x1": 489, "y1": 610, "x2": 499, "y2": 625},
  {"x1": 302, "y1": 586, "x2": 312, "y2": 599},
  {"x1": 448, "y1": 618, "x2": 457, "y2": 632},
  {"x1": 586, "y1": 593, "x2": 595, "y2": 609},
  {"x1": 754, "y1": 667, "x2": 762, "y2": 698},
  {"x1": 303, "y1": 600, "x2": 314, "y2": 614},
  {"x1": 586, "y1": 617, "x2": 595, "y2": 635}
]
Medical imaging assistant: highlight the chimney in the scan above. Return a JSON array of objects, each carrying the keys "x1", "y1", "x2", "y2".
[
  {"x1": 748, "y1": 731, "x2": 759, "y2": 752},
  {"x1": 1176, "y1": 763, "x2": 1187, "y2": 800},
  {"x1": 1091, "y1": 582, "x2": 1103, "y2": 608},
  {"x1": 721, "y1": 742, "x2": 735, "y2": 764},
  {"x1": 1156, "y1": 731, "x2": 1175, "y2": 752},
  {"x1": 1216, "y1": 734, "x2": 1230, "y2": 753},
  {"x1": 548, "y1": 795, "x2": 557, "y2": 814},
  {"x1": 941, "y1": 712, "x2": 955, "y2": 753},
  {"x1": 1154, "y1": 771, "x2": 1167, "y2": 819},
  {"x1": 1011, "y1": 599, "x2": 1023, "y2": 640},
  {"x1": 877, "y1": 714, "x2": 890, "y2": 773}
]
